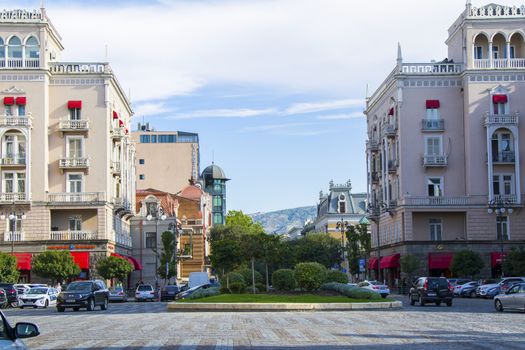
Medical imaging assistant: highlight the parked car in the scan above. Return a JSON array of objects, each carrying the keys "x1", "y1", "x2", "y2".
[
  {"x1": 448, "y1": 278, "x2": 471, "y2": 287},
  {"x1": 56, "y1": 280, "x2": 109, "y2": 312},
  {"x1": 0, "y1": 284, "x2": 18, "y2": 306},
  {"x1": 19, "y1": 287, "x2": 58, "y2": 309},
  {"x1": 357, "y1": 280, "x2": 390, "y2": 298},
  {"x1": 494, "y1": 282, "x2": 525, "y2": 312},
  {"x1": 160, "y1": 285, "x2": 180, "y2": 302},
  {"x1": 13, "y1": 285, "x2": 31, "y2": 296},
  {"x1": 409, "y1": 277, "x2": 453, "y2": 306},
  {"x1": 453, "y1": 280, "x2": 474, "y2": 296},
  {"x1": 0, "y1": 289, "x2": 7, "y2": 309},
  {"x1": 175, "y1": 284, "x2": 212, "y2": 300},
  {"x1": 0, "y1": 310, "x2": 39, "y2": 349},
  {"x1": 135, "y1": 284, "x2": 156, "y2": 302},
  {"x1": 108, "y1": 287, "x2": 127, "y2": 303},
  {"x1": 457, "y1": 281, "x2": 479, "y2": 298},
  {"x1": 477, "y1": 277, "x2": 525, "y2": 298}
]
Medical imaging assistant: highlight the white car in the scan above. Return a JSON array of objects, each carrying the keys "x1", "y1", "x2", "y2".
[
  {"x1": 357, "y1": 280, "x2": 390, "y2": 298},
  {"x1": 19, "y1": 287, "x2": 58, "y2": 309},
  {"x1": 135, "y1": 284, "x2": 156, "y2": 301}
]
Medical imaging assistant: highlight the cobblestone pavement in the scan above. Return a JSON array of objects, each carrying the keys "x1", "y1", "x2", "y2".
[{"x1": 3, "y1": 297, "x2": 524, "y2": 350}]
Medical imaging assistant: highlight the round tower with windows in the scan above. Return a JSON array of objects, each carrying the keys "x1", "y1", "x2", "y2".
[{"x1": 201, "y1": 164, "x2": 229, "y2": 225}]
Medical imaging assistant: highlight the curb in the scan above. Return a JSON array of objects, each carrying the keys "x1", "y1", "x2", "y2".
[{"x1": 167, "y1": 301, "x2": 402, "y2": 312}]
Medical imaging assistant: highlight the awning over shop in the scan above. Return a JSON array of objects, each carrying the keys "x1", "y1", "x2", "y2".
[
  {"x1": 367, "y1": 257, "x2": 379, "y2": 270},
  {"x1": 127, "y1": 256, "x2": 142, "y2": 271},
  {"x1": 13, "y1": 253, "x2": 31, "y2": 270},
  {"x1": 70, "y1": 252, "x2": 90, "y2": 270},
  {"x1": 380, "y1": 253, "x2": 400, "y2": 269},
  {"x1": 428, "y1": 252, "x2": 453, "y2": 270},
  {"x1": 491, "y1": 252, "x2": 506, "y2": 268}
]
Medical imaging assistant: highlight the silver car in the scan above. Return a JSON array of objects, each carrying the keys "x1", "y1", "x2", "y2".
[
  {"x1": 494, "y1": 283, "x2": 525, "y2": 312},
  {"x1": 109, "y1": 287, "x2": 127, "y2": 302}
]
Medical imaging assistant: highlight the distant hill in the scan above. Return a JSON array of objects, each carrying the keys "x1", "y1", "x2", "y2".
[{"x1": 249, "y1": 206, "x2": 317, "y2": 235}]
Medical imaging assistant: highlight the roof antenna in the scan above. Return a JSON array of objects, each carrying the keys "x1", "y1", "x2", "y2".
[{"x1": 212, "y1": 151, "x2": 215, "y2": 165}]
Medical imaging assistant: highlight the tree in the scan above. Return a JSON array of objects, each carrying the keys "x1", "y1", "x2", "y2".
[
  {"x1": 293, "y1": 233, "x2": 341, "y2": 268},
  {"x1": 96, "y1": 256, "x2": 133, "y2": 284},
  {"x1": 0, "y1": 252, "x2": 19, "y2": 283},
  {"x1": 240, "y1": 231, "x2": 266, "y2": 293},
  {"x1": 400, "y1": 254, "x2": 420, "y2": 285},
  {"x1": 225, "y1": 210, "x2": 264, "y2": 233},
  {"x1": 209, "y1": 226, "x2": 244, "y2": 287},
  {"x1": 157, "y1": 231, "x2": 177, "y2": 283},
  {"x1": 502, "y1": 247, "x2": 525, "y2": 277},
  {"x1": 451, "y1": 250, "x2": 484, "y2": 279},
  {"x1": 346, "y1": 226, "x2": 362, "y2": 276},
  {"x1": 32, "y1": 251, "x2": 80, "y2": 284},
  {"x1": 260, "y1": 234, "x2": 282, "y2": 291}
]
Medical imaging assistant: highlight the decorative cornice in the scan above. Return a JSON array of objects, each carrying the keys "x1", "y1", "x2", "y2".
[{"x1": 0, "y1": 86, "x2": 25, "y2": 94}]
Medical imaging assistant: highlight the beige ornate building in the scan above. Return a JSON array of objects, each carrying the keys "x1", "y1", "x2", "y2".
[
  {"x1": 366, "y1": 2, "x2": 525, "y2": 283},
  {"x1": 0, "y1": 8, "x2": 137, "y2": 282}
]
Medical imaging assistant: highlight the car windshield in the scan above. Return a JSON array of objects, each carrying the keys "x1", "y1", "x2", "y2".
[
  {"x1": 110, "y1": 287, "x2": 123, "y2": 292},
  {"x1": 369, "y1": 281, "x2": 382, "y2": 285},
  {"x1": 27, "y1": 288, "x2": 47, "y2": 295},
  {"x1": 67, "y1": 282, "x2": 92, "y2": 292},
  {"x1": 137, "y1": 285, "x2": 153, "y2": 291}
]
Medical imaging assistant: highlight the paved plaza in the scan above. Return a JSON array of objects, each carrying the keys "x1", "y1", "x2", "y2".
[{"x1": 4, "y1": 297, "x2": 525, "y2": 350}]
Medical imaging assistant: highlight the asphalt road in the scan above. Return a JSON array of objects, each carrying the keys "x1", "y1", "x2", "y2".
[{"x1": 2, "y1": 296, "x2": 523, "y2": 350}]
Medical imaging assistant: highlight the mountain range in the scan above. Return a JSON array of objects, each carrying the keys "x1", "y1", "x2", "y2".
[{"x1": 249, "y1": 206, "x2": 317, "y2": 235}]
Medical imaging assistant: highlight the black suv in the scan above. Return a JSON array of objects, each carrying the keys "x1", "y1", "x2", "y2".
[
  {"x1": 0, "y1": 283, "x2": 18, "y2": 305},
  {"x1": 57, "y1": 280, "x2": 109, "y2": 312},
  {"x1": 160, "y1": 285, "x2": 180, "y2": 302},
  {"x1": 409, "y1": 277, "x2": 453, "y2": 306}
]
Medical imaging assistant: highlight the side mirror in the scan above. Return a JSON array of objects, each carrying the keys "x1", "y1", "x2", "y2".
[{"x1": 15, "y1": 322, "x2": 40, "y2": 339}]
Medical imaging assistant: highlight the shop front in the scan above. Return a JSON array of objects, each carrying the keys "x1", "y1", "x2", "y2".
[
  {"x1": 428, "y1": 252, "x2": 454, "y2": 277},
  {"x1": 380, "y1": 253, "x2": 400, "y2": 287}
]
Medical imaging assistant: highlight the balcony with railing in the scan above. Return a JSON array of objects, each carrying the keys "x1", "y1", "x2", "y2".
[
  {"x1": 401, "y1": 62, "x2": 463, "y2": 75},
  {"x1": 111, "y1": 161, "x2": 121, "y2": 175},
  {"x1": 403, "y1": 196, "x2": 470, "y2": 206},
  {"x1": 0, "y1": 154, "x2": 26, "y2": 166},
  {"x1": 422, "y1": 119, "x2": 444, "y2": 132},
  {"x1": 0, "y1": 115, "x2": 32, "y2": 128},
  {"x1": 49, "y1": 231, "x2": 97, "y2": 241},
  {"x1": 382, "y1": 124, "x2": 397, "y2": 137},
  {"x1": 366, "y1": 139, "x2": 379, "y2": 152},
  {"x1": 116, "y1": 232, "x2": 132, "y2": 247},
  {"x1": 59, "y1": 119, "x2": 89, "y2": 132},
  {"x1": 4, "y1": 231, "x2": 23, "y2": 242},
  {"x1": 49, "y1": 62, "x2": 111, "y2": 75},
  {"x1": 59, "y1": 157, "x2": 89, "y2": 169},
  {"x1": 492, "y1": 194, "x2": 518, "y2": 205},
  {"x1": 2, "y1": 58, "x2": 40, "y2": 69},
  {"x1": 423, "y1": 154, "x2": 448, "y2": 167},
  {"x1": 474, "y1": 58, "x2": 525, "y2": 69},
  {"x1": 111, "y1": 127, "x2": 125, "y2": 139},
  {"x1": 492, "y1": 151, "x2": 515, "y2": 163},
  {"x1": 484, "y1": 113, "x2": 519, "y2": 126},
  {"x1": 47, "y1": 192, "x2": 105, "y2": 203},
  {"x1": 0, "y1": 193, "x2": 29, "y2": 203},
  {"x1": 113, "y1": 197, "x2": 131, "y2": 211}
]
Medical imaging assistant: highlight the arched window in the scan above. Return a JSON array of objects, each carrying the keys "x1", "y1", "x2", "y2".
[
  {"x1": 7, "y1": 37, "x2": 22, "y2": 68},
  {"x1": 492, "y1": 129, "x2": 514, "y2": 163},
  {"x1": 338, "y1": 193, "x2": 346, "y2": 213},
  {"x1": 24, "y1": 36, "x2": 39, "y2": 67},
  {"x1": 2, "y1": 132, "x2": 26, "y2": 160},
  {"x1": 0, "y1": 38, "x2": 4, "y2": 68}
]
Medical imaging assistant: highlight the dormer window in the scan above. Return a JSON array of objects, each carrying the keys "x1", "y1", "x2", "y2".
[{"x1": 338, "y1": 193, "x2": 346, "y2": 213}]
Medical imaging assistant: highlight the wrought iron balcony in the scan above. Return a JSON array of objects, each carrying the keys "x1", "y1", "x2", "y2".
[
  {"x1": 59, "y1": 157, "x2": 89, "y2": 169},
  {"x1": 59, "y1": 119, "x2": 89, "y2": 132},
  {"x1": 49, "y1": 231, "x2": 96, "y2": 241},
  {"x1": 422, "y1": 119, "x2": 444, "y2": 131},
  {"x1": 423, "y1": 155, "x2": 448, "y2": 167},
  {"x1": 492, "y1": 151, "x2": 515, "y2": 163}
]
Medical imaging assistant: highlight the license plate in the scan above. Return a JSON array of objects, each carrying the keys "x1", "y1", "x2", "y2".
[
  {"x1": 427, "y1": 293, "x2": 436, "y2": 296},
  {"x1": 67, "y1": 299, "x2": 75, "y2": 302}
]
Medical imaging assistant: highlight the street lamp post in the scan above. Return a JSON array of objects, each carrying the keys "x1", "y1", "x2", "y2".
[
  {"x1": 336, "y1": 218, "x2": 348, "y2": 273},
  {"x1": 487, "y1": 197, "x2": 514, "y2": 277},
  {"x1": 147, "y1": 206, "x2": 166, "y2": 293}
]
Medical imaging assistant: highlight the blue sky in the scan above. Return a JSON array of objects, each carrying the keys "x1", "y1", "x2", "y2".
[{"x1": 2, "y1": 0, "x2": 516, "y2": 213}]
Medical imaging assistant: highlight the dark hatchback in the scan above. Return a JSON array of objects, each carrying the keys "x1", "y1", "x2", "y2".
[
  {"x1": 0, "y1": 283, "x2": 18, "y2": 304},
  {"x1": 409, "y1": 277, "x2": 453, "y2": 306},
  {"x1": 160, "y1": 285, "x2": 180, "y2": 302},
  {"x1": 57, "y1": 280, "x2": 109, "y2": 312}
]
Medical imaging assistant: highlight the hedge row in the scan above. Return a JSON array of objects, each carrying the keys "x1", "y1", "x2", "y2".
[
  {"x1": 271, "y1": 264, "x2": 349, "y2": 292},
  {"x1": 185, "y1": 287, "x2": 221, "y2": 300},
  {"x1": 321, "y1": 282, "x2": 381, "y2": 300}
]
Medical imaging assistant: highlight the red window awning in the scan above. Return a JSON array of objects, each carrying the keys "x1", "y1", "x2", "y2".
[
  {"x1": 426, "y1": 100, "x2": 440, "y2": 109},
  {"x1": 118, "y1": 119, "x2": 124, "y2": 127},
  {"x1": 70, "y1": 252, "x2": 90, "y2": 270},
  {"x1": 493, "y1": 94, "x2": 508, "y2": 104},
  {"x1": 113, "y1": 111, "x2": 118, "y2": 119},
  {"x1": 367, "y1": 257, "x2": 379, "y2": 270},
  {"x1": 127, "y1": 256, "x2": 142, "y2": 271},
  {"x1": 13, "y1": 253, "x2": 31, "y2": 270},
  {"x1": 490, "y1": 252, "x2": 507, "y2": 268},
  {"x1": 428, "y1": 252, "x2": 453, "y2": 270},
  {"x1": 68, "y1": 100, "x2": 82, "y2": 109},
  {"x1": 380, "y1": 253, "x2": 400, "y2": 269},
  {"x1": 3, "y1": 97, "x2": 14, "y2": 105},
  {"x1": 388, "y1": 107, "x2": 394, "y2": 116},
  {"x1": 15, "y1": 97, "x2": 26, "y2": 105}
]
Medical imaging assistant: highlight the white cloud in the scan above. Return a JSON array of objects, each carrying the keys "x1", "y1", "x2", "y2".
[
  {"x1": 133, "y1": 102, "x2": 175, "y2": 117},
  {"x1": 285, "y1": 99, "x2": 364, "y2": 115},
  {"x1": 316, "y1": 112, "x2": 363, "y2": 120},
  {"x1": 168, "y1": 108, "x2": 276, "y2": 120}
]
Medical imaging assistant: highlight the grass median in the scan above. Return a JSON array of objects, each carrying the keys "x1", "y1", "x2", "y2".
[{"x1": 178, "y1": 294, "x2": 394, "y2": 303}]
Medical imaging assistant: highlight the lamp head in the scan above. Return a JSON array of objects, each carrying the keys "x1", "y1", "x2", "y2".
[
  {"x1": 146, "y1": 214, "x2": 153, "y2": 221},
  {"x1": 160, "y1": 214, "x2": 167, "y2": 221}
]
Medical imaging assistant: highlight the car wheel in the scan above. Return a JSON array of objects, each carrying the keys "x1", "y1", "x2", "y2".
[
  {"x1": 57, "y1": 306, "x2": 65, "y2": 312},
  {"x1": 19, "y1": 306, "x2": 24, "y2": 309},
  {"x1": 435, "y1": 301, "x2": 441, "y2": 306},
  {"x1": 409, "y1": 295, "x2": 416, "y2": 306},
  {"x1": 495, "y1": 299, "x2": 504, "y2": 312},
  {"x1": 101, "y1": 298, "x2": 108, "y2": 311},
  {"x1": 87, "y1": 298, "x2": 95, "y2": 311},
  {"x1": 469, "y1": 290, "x2": 476, "y2": 298},
  {"x1": 44, "y1": 300, "x2": 49, "y2": 308},
  {"x1": 73, "y1": 307, "x2": 80, "y2": 311},
  {"x1": 381, "y1": 294, "x2": 387, "y2": 299},
  {"x1": 419, "y1": 295, "x2": 425, "y2": 306},
  {"x1": 446, "y1": 301, "x2": 452, "y2": 307}
]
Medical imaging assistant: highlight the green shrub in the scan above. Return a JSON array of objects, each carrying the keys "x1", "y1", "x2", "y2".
[
  {"x1": 255, "y1": 283, "x2": 266, "y2": 292},
  {"x1": 229, "y1": 282, "x2": 245, "y2": 294},
  {"x1": 235, "y1": 268, "x2": 263, "y2": 285},
  {"x1": 272, "y1": 269, "x2": 297, "y2": 291},
  {"x1": 321, "y1": 282, "x2": 381, "y2": 300},
  {"x1": 325, "y1": 270, "x2": 348, "y2": 284},
  {"x1": 294, "y1": 262, "x2": 327, "y2": 291},
  {"x1": 227, "y1": 272, "x2": 245, "y2": 285},
  {"x1": 219, "y1": 286, "x2": 230, "y2": 294},
  {"x1": 186, "y1": 287, "x2": 220, "y2": 300}
]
